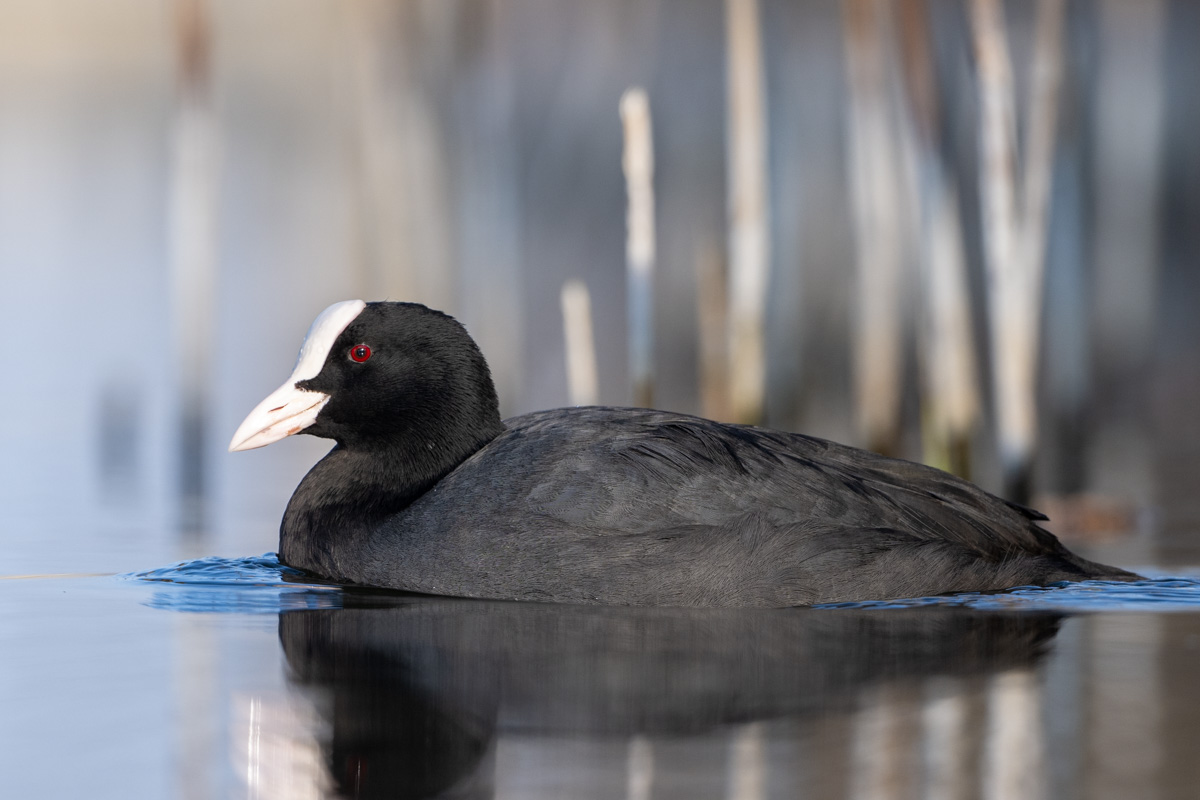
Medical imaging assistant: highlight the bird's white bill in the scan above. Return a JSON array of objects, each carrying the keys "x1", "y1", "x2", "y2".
[
  {"x1": 228, "y1": 383, "x2": 330, "y2": 452},
  {"x1": 228, "y1": 299, "x2": 366, "y2": 452}
]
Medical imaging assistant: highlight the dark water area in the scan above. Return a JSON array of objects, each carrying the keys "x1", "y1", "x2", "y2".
[{"x1": 7, "y1": 557, "x2": 1193, "y2": 799}]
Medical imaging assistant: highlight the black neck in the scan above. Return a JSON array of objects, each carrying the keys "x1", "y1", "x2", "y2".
[{"x1": 280, "y1": 419, "x2": 503, "y2": 581}]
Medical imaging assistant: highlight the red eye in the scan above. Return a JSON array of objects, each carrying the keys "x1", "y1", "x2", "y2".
[{"x1": 349, "y1": 344, "x2": 372, "y2": 363}]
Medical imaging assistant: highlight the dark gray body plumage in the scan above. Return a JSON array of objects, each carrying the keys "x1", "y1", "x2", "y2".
[{"x1": 283, "y1": 406, "x2": 1135, "y2": 607}]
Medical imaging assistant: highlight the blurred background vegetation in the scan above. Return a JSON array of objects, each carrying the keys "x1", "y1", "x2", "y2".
[{"x1": 1, "y1": 0, "x2": 1196, "y2": 570}]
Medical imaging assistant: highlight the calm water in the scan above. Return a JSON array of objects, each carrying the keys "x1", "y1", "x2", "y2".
[{"x1": 5, "y1": 556, "x2": 1198, "y2": 799}]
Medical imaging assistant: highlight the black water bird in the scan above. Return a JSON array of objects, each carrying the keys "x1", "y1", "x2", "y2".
[{"x1": 230, "y1": 300, "x2": 1137, "y2": 606}]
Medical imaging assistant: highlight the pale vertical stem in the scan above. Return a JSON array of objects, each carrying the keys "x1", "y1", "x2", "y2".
[
  {"x1": 727, "y1": 722, "x2": 766, "y2": 800},
  {"x1": 896, "y1": 0, "x2": 979, "y2": 476},
  {"x1": 724, "y1": 0, "x2": 770, "y2": 425},
  {"x1": 983, "y1": 669, "x2": 1046, "y2": 800},
  {"x1": 1005, "y1": 0, "x2": 1065, "y2": 491},
  {"x1": 621, "y1": 88, "x2": 656, "y2": 409},
  {"x1": 921, "y1": 183, "x2": 978, "y2": 475},
  {"x1": 170, "y1": 0, "x2": 217, "y2": 534},
  {"x1": 171, "y1": 2, "x2": 221, "y2": 771},
  {"x1": 561, "y1": 280, "x2": 599, "y2": 406},
  {"x1": 970, "y1": 0, "x2": 1066, "y2": 498},
  {"x1": 970, "y1": 0, "x2": 1031, "y2": 499},
  {"x1": 843, "y1": 0, "x2": 906, "y2": 455},
  {"x1": 696, "y1": 240, "x2": 732, "y2": 421},
  {"x1": 1019, "y1": 0, "x2": 1066, "y2": 286},
  {"x1": 626, "y1": 735, "x2": 654, "y2": 800}
]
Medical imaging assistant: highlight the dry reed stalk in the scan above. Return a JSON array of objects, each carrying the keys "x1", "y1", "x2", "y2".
[
  {"x1": 1020, "y1": 0, "x2": 1066, "y2": 283},
  {"x1": 843, "y1": 0, "x2": 906, "y2": 455},
  {"x1": 919, "y1": 184, "x2": 978, "y2": 477},
  {"x1": 561, "y1": 279, "x2": 599, "y2": 406},
  {"x1": 170, "y1": 0, "x2": 217, "y2": 531},
  {"x1": 970, "y1": 0, "x2": 1065, "y2": 500},
  {"x1": 724, "y1": 0, "x2": 770, "y2": 425},
  {"x1": 896, "y1": 0, "x2": 979, "y2": 477},
  {"x1": 696, "y1": 240, "x2": 732, "y2": 421},
  {"x1": 621, "y1": 88, "x2": 656, "y2": 409}
]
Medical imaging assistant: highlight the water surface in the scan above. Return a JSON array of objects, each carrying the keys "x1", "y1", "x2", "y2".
[{"x1": 21, "y1": 556, "x2": 1170, "y2": 799}]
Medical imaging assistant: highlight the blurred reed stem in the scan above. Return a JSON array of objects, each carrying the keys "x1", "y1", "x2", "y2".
[
  {"x1": 970, "y1": 0, "x2": 1065, "y2": 501},
  {"x1": 561, "y1": 279, "x2": 599, "y2": 406},
  {"x1": 843, "y1": 0, "x2": 906, "y2": 456},
  {"x1": 696, "y1": 240, "x2": 732, "y2": 422},
  {"x1": 896, "y1": 0, "x2": 979, "y2": 478},
  {"x1": 725, "y1": 0, "x2": 770, "y2": 426},
  {"x1": 621, "y1": 88, "x2": 656, "y2": 409},
  {"x1": 169, "y1": 0, "x2": 217, "y2": 535}
]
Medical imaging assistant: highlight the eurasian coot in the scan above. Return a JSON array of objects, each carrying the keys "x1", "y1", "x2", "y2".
[{"x1": 230, "y1": 300, "x2": 1136, "y2": 606}]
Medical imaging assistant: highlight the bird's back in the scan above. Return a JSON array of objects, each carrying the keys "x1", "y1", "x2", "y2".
[{"x1": 346, "y1": 408, "x2": 1134, "y2": 606}]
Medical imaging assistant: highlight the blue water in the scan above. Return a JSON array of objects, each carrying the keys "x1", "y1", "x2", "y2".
[
  {"x1": 816, "y1": 573, "x2": 1200, "y2": 612},
  {"x1": 128, "y1": 555, "x2": 1200, "y2": 613}
]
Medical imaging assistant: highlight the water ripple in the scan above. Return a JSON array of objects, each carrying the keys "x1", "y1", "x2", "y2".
[
  {"x1": 127, "y1": 557, "x2": 1200, "y2": 615},
  {"x1": 125, "y1": 553, "x2": 343, "y2": 614},
  {"x1": 128, "y1": 553, "x2": 313, "y2": 586},
  {"x1": 816, "y1": 576, "x2": 1200, "y2": 612}
]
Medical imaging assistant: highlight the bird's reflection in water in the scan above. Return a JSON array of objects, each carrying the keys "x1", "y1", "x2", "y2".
[{"x1": 275, "y1": 594, "x2": 1062, "y2": 799}]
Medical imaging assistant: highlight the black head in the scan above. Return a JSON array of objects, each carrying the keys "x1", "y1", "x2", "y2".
[
  {"x1": 297, "y1": 303, "x2": 502, "y2": 451},
  {"x1": 230, "y1": 300, "x2": 504, "y2": 459}
]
